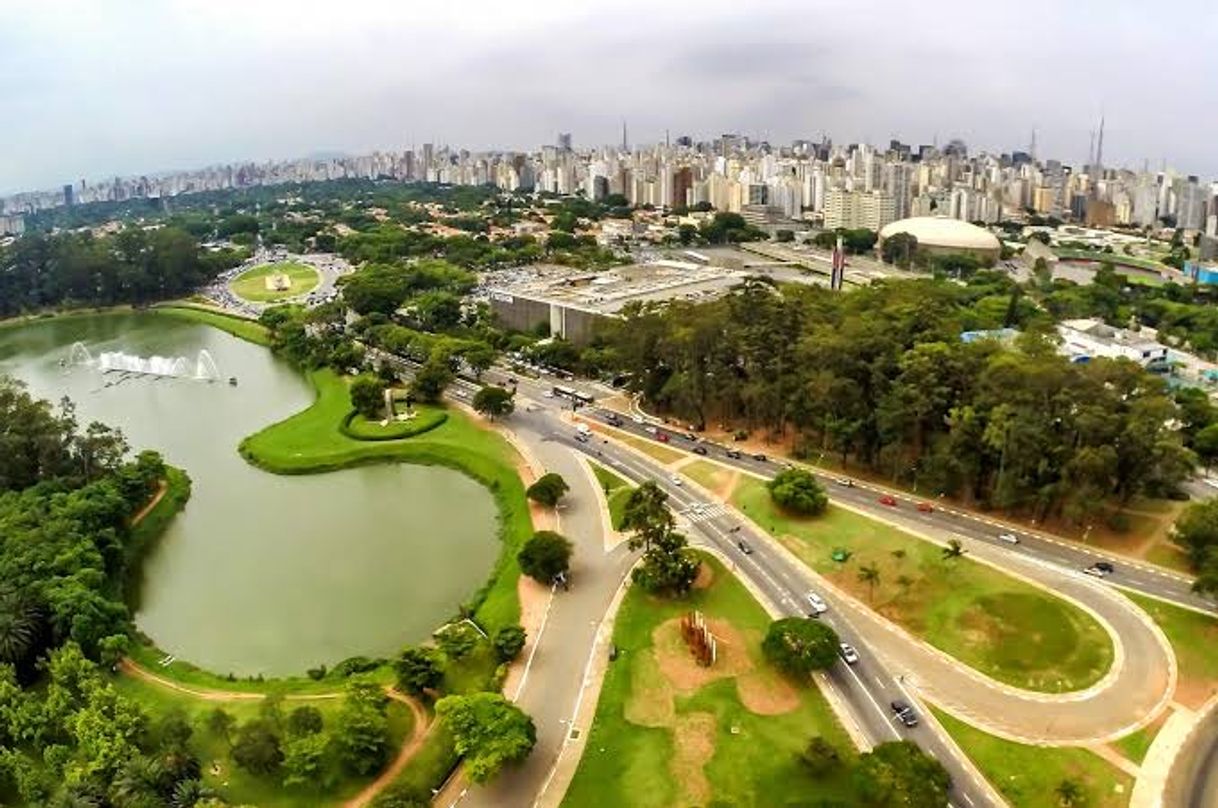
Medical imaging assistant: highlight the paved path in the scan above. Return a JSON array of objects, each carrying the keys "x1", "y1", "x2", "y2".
[
  {"x1": 1161, "y1": 694, "x2": 1218, "y2": 808},
  {"x1": 444, "y1": 408, "x2": 633, "y2": 808}
]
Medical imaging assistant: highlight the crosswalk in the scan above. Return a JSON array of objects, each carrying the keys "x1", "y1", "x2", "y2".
[{"x1": 680, "y1": 503, "x2": 730, "y2": 522}]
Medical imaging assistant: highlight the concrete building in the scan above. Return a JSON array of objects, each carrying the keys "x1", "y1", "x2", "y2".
[
  {"x1": 486, "y1": 262, "x2": 745, "y2": 345},
  {"x1": 1056, "y1": 318, "x2": 1168, "y2": 366},
  {"x1": 823, "y1": 188, "x2": 896, "y2": 230},
  {"x1": 0, "y1": 213, "x2": 24, "y2": 236}
]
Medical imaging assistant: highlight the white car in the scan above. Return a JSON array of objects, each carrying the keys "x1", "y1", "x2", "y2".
[
  {"x1": 632, "y1": 414, "x2": 645, "y2": 424},
  {"x1": 644, "y1": 426, "x2": 658, "y2": 435},
  {"x1": 670, "y1": 475, "x2": 683, "y2": 486},
  {"x1": 997, "y1": 532, "x2": 1020, "y2": 545},
  {"x1": 838, "y1": 643, "x2": 859, "y2": 665},
  {"x1": 806, "y1": 592, "x2": 828, "y2": 615}
]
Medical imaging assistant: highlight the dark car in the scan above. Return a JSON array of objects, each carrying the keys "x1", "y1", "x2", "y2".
[
  {"x1": 753, "y1": 453, "x2": 768, "y2": 462},
  {"x1": 693, "y1": 446, "x2": 708, "y2": 455},
  {"x1": 737, "y1": 539, "x2": 753, "y2": 555},
  {"x1": 726, "y1": 449, "x2": 743, "y2": 459},
  {"x1": 1084, "y1": 561, "x2": 1116, "y2": 578},
  {"x1": 683, "y1": 432, "x2": 698, "y2": 441},
  {"x1": 890, "y1": 700, "x2": 919, "y2": 727}
]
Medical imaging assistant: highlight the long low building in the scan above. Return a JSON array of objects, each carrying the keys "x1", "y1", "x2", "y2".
[
  {"x1": 486, "y1": 262, "x2": 746, "y2": 344},
  {"x1": 1056, "y1": 318, "x2": 1168, "y2": 366}
]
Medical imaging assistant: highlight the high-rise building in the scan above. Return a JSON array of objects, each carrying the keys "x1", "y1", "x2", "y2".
[
  {"x1": 557, "y1": 133, "x2": 572, "y2": 152},
  {"x1": 823, "y1": 188, "x2": 896, "y2": 231},
  {"x1": 62, "y1": 184, "x2": 75, "y2": 206},
  {"x1": 671, "y1": 167, "x2": 693, "y2": 209}
]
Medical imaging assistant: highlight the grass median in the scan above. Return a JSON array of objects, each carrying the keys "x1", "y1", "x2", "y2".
[
  {"x1": 563, "y1": 554, "x2": 858, "y2": 807},
  {"x1": 589, "y1": 460, "x2": 633, "y2": 530},
  {"x1": 238, "y1": 368, "x2": 532, "y2": 632},
  {"x1": 932, "y1": 707, "x2": 1132, "y2": 808},
  {"x1": 686, "y1": 461, "x2": 1114, "y2": 693}
]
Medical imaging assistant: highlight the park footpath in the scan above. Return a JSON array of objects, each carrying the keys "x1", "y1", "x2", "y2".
[{"x1": 438, "y1": 407, "x2": 633, "y2": 808}]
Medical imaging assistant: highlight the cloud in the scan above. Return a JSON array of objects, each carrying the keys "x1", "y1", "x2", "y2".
[{"x1": 1, "y1": 0, "x2": 1216, "y2": 194}]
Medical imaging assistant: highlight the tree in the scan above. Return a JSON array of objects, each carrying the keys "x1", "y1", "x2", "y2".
[
  {"x1": 854, "y1": 741, "x2": 951, "y2": 807},
  {"x1": 942, "y1": 539, "x2": 965, "y2": 560},
  {"x1": 517, "y1": 531, "x2": 573, "y2": 584},
  {"x1": 762, "y1": 618, "x2": 839, "y2": 677},
  {"x1": 632, "y1": 531, "x2": 701, "y2": 596},
  {"x1": 350, "y1": 374, "x2": 387, "y2": 419},
  {"x1": 394, "y1": 646, "x2": 443, "y2": 696},
  {"x1": 1194, "y1": 423, "x2": 1218, "y2": 470},
  {"x1": 435, "y1": 693, "x2": 537, "y2": 783},
  {"x1": 410, "y1": 356, "x2": 453, "y2": 403},
  {"x1": 372, "y1": 785, "x2": 431, "y2": 808},
  {"x1": 286, "y1": 705, "x2": 324, "y2": 737},
  {"x1": 767, "y1": 468, "x2": 829, "y2": 516},
  {"x1": 333, "y1": 681, "x2": 391, "y2": 776},
  {"x1": 492, "y1": 625, "x2": 527, "y2": 662},
  {"x1": 205, "y1": 708, "x2": 235, "y2": 748},
  {"x1": 472, "y1": 386, "x2": 515, "y2": 420},
  {"x1": 435, "y1": 622, "x2": 480, "y2": 661},
  {"x1": 526, "y1": 473, "x2": 569, "y2": 508},
  {"x1": 895, "y1": 574, "x2": 914, "y2": 599},
  {"x1": 1055, "y1": 778, "x2": 1085, "y2": 806},
  {"x1": 1174, "y1": 497, "x2": 1218, "y2": 570},
  {"x1": 881, "y1": 232, "x2": 919, "y2": 268},
  {"x1": 282, "y1": 732, "x2": 331, "y2": 789},
  {"x1": 620, "y1": 481, "x2": 675, "y2": 550},
  {"x1": 857, "y1": 563, "x2": 881, "y2": 602},
  {"x1": 231, "y1": 720, "x2": 283, "y2": 775},
  {"x1": 801, "y1": 736, "x2": 842, "y2": 775}
]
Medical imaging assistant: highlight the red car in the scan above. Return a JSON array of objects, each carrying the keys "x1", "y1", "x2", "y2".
[
  {"x1": 878, "y1": 495, "x2": 897, "y2": 507},
  {"x1": 917, "y1": 501, "x2": 934, "y2": 513},
  {"x1": 656, "y1": 432, "x2": 670, "y2": 443}
]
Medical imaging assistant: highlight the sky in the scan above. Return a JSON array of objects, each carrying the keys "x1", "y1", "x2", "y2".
[{"x1": 3, "y1": 0, "x2": 1217, "y2": 195}]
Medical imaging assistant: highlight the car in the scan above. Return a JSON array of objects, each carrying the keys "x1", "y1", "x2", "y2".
[
  {"x1": 806, "y1": 591, "x2": 828, "y2": 614},
  {"x1": 997, "y1": 532, "x2": 1020, "y2": 544},
  {"x1": 683, "y1": 432, "x2": 697, "y2": 441},
  {"x1": 838, "y1": 643, "x2": 859, "y2": 665},
  {"x1": 657, "y1": 432, "x2": 670, "y2": 443},
  {"x1": 916, "y1": 501, "x2": 934, "y2": 513},
  {"x1": 836, "y1": 478, "x2": 855, "y2": 487},
  {"x1": 1084, "y1": 561, "x2": 1115, "y2": 578},
  {"x1": 574, "y1": 432, "x2": 589, "y2": 443},
  {"x1": 753, "y1": 453, "x2": 768, "y2": 462},
  {"x1": 632, "y1": 414, "x2": 645, "y2": 424},
  {"x1": 542, "y1": 390, "x2": 554, "y2": 398},
  {"x1": 737, "y1": 539, "x2": 754, "y2": 555},
  {"x1": 670, "y1": 475, "x2": 683, "y2": 486},
  {"x1": 878, "y1": 495, "x2": 897, "y2": 507},
  {"x1": 726, "y1": 449, "x2": 743, "y2": 459},
  {"x1": 890, "y1": 700, "x2": 919, "y2": 727},
  {"x1": 644, "y1": 425, "x2": 658, "y2": 435},
  {"x1": 693, "y1": 445, "x2": 708, "y2": 455}
]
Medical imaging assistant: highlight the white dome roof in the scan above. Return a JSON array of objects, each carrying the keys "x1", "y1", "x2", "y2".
[{"x1": 879, "y1": 216, "x2": 1001, "y2": 252}]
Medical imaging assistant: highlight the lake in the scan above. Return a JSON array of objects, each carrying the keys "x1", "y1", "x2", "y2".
[{"x1": 0, "y1": 312, "x2": 499, "y2": 676}]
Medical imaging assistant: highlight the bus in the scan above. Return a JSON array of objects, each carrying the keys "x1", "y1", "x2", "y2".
[{"x1": 553, "y1": 385, "x2": 594, "y2": 406}]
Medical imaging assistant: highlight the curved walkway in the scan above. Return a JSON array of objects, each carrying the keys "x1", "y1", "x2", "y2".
[
  {"x1": 119, "y1": 658, "x2": 430, "y2": 806},
  {"x1": 615, "y1": 435, "x2": 1178, "y2": 746}
]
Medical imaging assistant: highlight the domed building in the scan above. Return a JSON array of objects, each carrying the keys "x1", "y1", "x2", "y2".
[{"x1": 878, "y1": 216, "x2": 1001, "y2": 262}]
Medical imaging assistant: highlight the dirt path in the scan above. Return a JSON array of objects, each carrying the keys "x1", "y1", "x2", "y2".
[
  {"x1": 129, "y1": 479, "x2": 169, "y2": 526},
  {"x1": 344, "y1": 691, "x2": 432, "y2": 808}
]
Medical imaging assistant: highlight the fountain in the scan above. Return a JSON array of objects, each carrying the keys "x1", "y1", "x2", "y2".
[{"x1": 66, "y1": 343, "x2": 223, "y2": 382}]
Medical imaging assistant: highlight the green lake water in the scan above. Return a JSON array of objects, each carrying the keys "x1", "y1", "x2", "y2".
[{"x1": 0, "y1": 313, "x2": 499, "y2": 676}]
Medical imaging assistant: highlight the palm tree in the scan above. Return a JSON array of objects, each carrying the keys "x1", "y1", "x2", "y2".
[
  {"x1": 0, "y1": 587, "x2": 42, "y2": 666},
  {"x1": 110, "y1": 756, "x2": 165, "y2": 807},
  {"x1": 942, "y1": 539, "x2": 966, "y2": 561},
  {"x1": 857, "y1": 563, "x2": 881, "y2": 602},
  {"x1": 170, "y1": 779, "x2": 216, "y2": 808},
  {"x1": 1055, "y1": 778, "x2": 1084, "y2": 806},
  {"x1": 890, "y1": 549, "x2": 906, "y2": 562},
  {"x1": 895, "y1": 574, "x2": 914, "y2": 598}
]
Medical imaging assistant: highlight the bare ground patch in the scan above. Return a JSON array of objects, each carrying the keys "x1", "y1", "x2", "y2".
[
  {"x1": 737, "y1": 667, "x2": 801, "y2": 715},
  {"x1": 652, "y1": 618, "x2": 752, "y2": 694},
  {"x1": 672, "y1": 712, "x2": 717, "y2": 807},
  {"x1": 692, "y1": 562, "x2": 715, "y2": 590}
]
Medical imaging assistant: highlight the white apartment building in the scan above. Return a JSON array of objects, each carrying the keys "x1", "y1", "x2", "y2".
[
  {"x1": 823, "y1": 188, "x2": 896, "y2": 231},
  {"x1": 1056, "y1": 319, "x2": 1168, "y2": 366}
]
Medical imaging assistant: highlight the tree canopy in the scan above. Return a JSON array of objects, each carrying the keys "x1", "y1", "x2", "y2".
[
  {"x1": 762, "y1": 618, "x2": 840, "y2": 676},
  {"x1": 526, "y1": 473, "x2": 569, "y2": 508},
  {"x1": 767, "y1": 468, "x2": 829, "y2": 516},
  {"x1": 853, "y1": 740, "x2": 952, "y2": 807},
  {"x1": 517, "y1": 531, "x2": 573, "y2": 584},
  {"x1": 435, "y1": 693, "x2": 537, "y2": 783}
]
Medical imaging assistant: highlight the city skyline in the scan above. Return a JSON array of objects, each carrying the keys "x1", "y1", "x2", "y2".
[{"x1": 3, "y1": 0, "x2": 1218, "y2": 195}]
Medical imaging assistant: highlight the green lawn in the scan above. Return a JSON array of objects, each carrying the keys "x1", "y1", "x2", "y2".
[
  {"x1": 386, "y1": 720, "x2": 459, "y2": 797},
  {"x1": 563, "y1": 555, "x2": 859, "y2": 807},
  {"x1": 229, "y1": 262, "x2": 321, "y2": 303},
  {"x1": 238, "y1": 368, "x2": 532, "y2": 631},
  {"x1": 1124, "y1": 593, "x2": 1218, "y2": 695},
  {"x1": 589, "y1": 460, "x2": 634, "y2": 530},
  {"x1": 1113, "y1": 721, "x2": 1161, "y2": 765},
  {"x1": 720, "y1": 469, "x2": 1114, "y2": 693},
  {"x1": 152, "y1": 304, "x2": 272, "y2": 346},
  {"x1": 680, "y1": 459, "x2": 731, "y2": 492},
  {"x1": 932, "y1": 707, "x2": 1132, "y2": 808},
  {"x1": 113, "y1": 673, "x2": 414, "y2": 807}
]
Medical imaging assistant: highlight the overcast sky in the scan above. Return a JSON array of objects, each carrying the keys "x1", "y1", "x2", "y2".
[{"x1": 3, "y1": 0, "x2": 1216, "y2": 195}]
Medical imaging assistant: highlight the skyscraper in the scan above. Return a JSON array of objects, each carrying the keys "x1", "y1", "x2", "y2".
[
  {"x1": 557, "y1": 133, "x2": 572, "y2": 152},
  {"x1": 62, "y1": 184, "x2": 75, "y2": 206}
]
